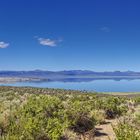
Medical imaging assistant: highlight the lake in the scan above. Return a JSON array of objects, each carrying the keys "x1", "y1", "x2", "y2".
[{"x1": 1, "y1": 78, "x2": 140, "y2": 92}]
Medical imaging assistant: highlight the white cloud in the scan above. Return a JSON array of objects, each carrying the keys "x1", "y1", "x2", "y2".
[
  {"x1": 0, "y1": 41, "x2": 9, "y2": 48},
  {"x1": 38, "y1": 37, "x2": 62, "y2": 47},
  {"x1": 100, "y1": 27, "x2": 110, "y2": 32}
]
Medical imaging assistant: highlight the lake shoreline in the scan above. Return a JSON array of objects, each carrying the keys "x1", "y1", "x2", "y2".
[{"x1": 0, "y1": 86, "x2": 140, "y2": 97}]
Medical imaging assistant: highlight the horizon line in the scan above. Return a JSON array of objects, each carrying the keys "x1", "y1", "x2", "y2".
[{"x1": 0, "y1": 70, "x2": 139, "y2": 72}]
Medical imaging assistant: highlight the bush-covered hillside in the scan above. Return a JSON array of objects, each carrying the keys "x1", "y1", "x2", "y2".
[{"x1": 0, "y1": 86, "x2": 140, "y2": 140}]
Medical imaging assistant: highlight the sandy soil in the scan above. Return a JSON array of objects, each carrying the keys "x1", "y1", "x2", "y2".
[{"x1": 94, "y1": 119, "x2": 117, "y2": 140}]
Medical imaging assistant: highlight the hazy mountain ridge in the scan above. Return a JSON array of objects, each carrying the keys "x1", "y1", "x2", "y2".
[{"x1": 0, "y1": 70, "x2": 140, "y2": 78}]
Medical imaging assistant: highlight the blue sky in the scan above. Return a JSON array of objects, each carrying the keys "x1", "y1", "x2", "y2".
[{"x1": 0, "y1": 0, "x2": 140, "y2": 71}]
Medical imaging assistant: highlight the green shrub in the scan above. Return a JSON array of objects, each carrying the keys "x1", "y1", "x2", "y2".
[
  {"x1": 114, "y1": 120, "x2": 140, "y2": 140},
  {"x1": 4, "y1": 95, "x2": 68, "y2": 140},
  {"x1": 101, "y1": 97, "x2": 128, "y2": 119},
  {"x1": 65, "y1": 100, "x2": 96, "y2": 134}
]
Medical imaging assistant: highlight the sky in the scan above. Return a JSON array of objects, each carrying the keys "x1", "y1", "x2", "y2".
[{"x1": 0, "y1": 0, "x2": 140, "y2": 71}]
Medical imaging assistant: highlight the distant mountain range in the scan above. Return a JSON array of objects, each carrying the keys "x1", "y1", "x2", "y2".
[{"x1": 0, "y1": 70, "x2": 140, "y2": 80}]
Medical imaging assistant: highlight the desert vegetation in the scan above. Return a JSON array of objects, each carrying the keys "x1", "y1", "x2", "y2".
[{"x1": 0, "y1": 86, "x2": 140, "y2": 139}]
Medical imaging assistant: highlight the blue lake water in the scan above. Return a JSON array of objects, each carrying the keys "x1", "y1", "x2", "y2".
[{"x1": 1, "y1": 79, "x2": 140, "y2": 92}]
